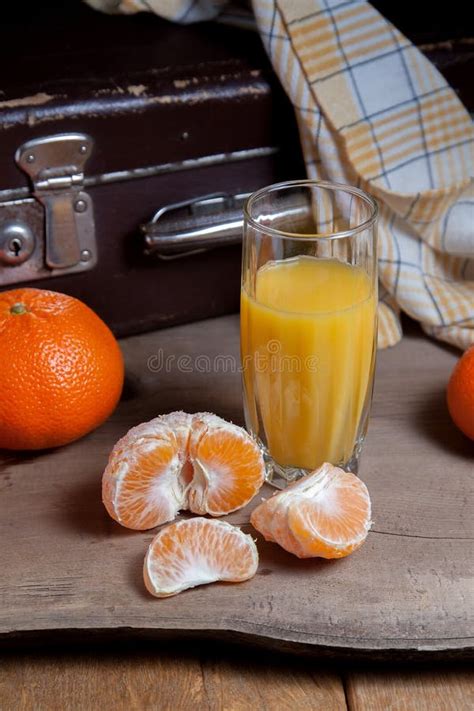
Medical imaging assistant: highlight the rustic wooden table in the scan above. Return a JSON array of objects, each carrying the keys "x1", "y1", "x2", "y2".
[
  {"x1": 0, "y1": 644, "x2": 473, "y2": 710},
  {"x1": 1, "y1": 315, "x2": 473, "y2": 709}
]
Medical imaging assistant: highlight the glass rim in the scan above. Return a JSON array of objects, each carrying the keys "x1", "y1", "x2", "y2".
[{"x1": 243, "y1": 179, "x2": 379, "y2": 241}]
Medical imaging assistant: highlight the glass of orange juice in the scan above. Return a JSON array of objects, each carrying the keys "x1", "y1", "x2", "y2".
[{"x1": 240, "y1": 180, "x2": 378, "y2": 488}]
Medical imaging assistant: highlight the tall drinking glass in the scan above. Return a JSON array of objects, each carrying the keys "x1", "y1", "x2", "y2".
[{"x1": 240, "y1": 180, "x2": 378, "y2": 488}]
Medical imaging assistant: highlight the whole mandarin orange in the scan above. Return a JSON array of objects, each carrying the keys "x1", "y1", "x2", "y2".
[
  {"x1": 447, "y1": 345, "x2": 474, "y2": 441},
  {"x1": 0, "y1": 288, "x2": 124, "y2": 450}
]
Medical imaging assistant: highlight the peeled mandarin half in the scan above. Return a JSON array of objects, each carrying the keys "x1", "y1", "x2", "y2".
[
  {"x1": 102, "y1": 411, "x2": 265, "y2": 530},
  {"x1": 250, "y1": 463, "x2": 372, "y2": 559},
  {"x1": 188, "y1": 413, "x2": 265, "y2": 516},
  {"x1": 144, "y1": 518, "x2": 259, "y2": 597},
  {"x1": 102, "y1": 417, "x2": 188, "y2": 531}
]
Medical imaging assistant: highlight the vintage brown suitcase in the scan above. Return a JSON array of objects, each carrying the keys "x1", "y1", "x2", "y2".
[
  {"x1": 1, "y1": 2, "x2": 471, "y2": 337},
  {"x1": 0, "y1": 1, "x2": 304, "y2": 336}
]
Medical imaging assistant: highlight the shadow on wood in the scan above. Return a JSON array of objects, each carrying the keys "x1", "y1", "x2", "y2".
[{"x1": 410, "y1": 388, "x2": 473, "y2": 458}]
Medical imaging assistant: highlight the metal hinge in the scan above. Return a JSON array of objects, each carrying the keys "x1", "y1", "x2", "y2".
[{"x1": 14, "y1": 133, "x2": 96, "y2": 271}]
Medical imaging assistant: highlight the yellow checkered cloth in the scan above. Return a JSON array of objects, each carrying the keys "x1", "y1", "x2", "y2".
[{"x1": 87, "y1": 0, "x2": 474, "y2": 350}]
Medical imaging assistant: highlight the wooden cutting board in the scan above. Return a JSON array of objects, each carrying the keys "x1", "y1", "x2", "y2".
[{"x1": 1, "y1": 316, "x2": 473, "y2": 658}]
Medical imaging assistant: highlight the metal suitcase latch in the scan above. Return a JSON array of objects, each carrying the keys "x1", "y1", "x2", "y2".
[
  {"x1": 142, "y1": 191, "x2": 312, "y2": 260},
  {"x1": 0, "y1": 133, "x2": 97, "y2": 285},
  {"x1": 142, "y1": 193, "x2": 251, "y2": 260}
]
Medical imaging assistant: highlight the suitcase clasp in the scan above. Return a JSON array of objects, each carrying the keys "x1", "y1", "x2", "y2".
[{"x1": 13, "y1": 133, "x2": 97, "y2": 272}]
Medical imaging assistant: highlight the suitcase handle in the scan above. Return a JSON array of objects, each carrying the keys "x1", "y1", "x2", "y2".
[
  {"x1": 141, "y1": 193, "x2": 249, "y2": 260},
  {"x1": 141, "y1": 191, "x2": 311, "y2": 260}
]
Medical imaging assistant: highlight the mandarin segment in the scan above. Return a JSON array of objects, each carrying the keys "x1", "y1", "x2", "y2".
[
  {"x1": 188, "y1": 413, "x2": 265, "y2": 516},
  {"x1": 143, "y1": 518, "x2": 259, "y2": 597},
  {"x1": 250, "y1": 463, "x2": 372, "y2": 559},
  {"x1": 250, "y1": 489, "x2": 305, "y2": 557},
  {"x1": 249, "y1": 494, "x2": 278, "y2": 543},
  {"x1": 102, "y1": 420, "x2": 186, "y2": 530},
  {"x1": 287, "y1": 470, "x2": 371, "y2": 558},
  {"x1": 270, "y1": 495, "x2": 308, "y2": 558},
  {"x1": 102, "y1": 412, "x2": 265, "y2": 530},
  {"x1": 156, "y1": 411, "x2": 194, "y2": 452}
]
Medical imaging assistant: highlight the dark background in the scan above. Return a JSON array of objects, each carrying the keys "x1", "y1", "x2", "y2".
[
  {"x1": 0, "y1": 0, "x2": 470, "y2": 41},
  {"x1": 1, "y1": 0, "x2": 472, "y2": 109}
]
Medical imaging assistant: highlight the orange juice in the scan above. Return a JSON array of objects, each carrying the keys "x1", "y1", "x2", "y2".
[{"x1": 241, "y1": 256, "x2": 376, "y2": 470}]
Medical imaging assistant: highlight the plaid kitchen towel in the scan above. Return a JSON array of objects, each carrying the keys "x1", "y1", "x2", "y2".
[{"x1": 87, "y1": 0, "x2": 474, "y2": 349}]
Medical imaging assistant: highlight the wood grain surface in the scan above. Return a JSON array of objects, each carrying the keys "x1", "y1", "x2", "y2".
[
  {"x1": 0, "y1": 648, "x2": 472, "y2": 711},
  {"x1": 0, "y1": 316, "x2": 473, "y2": 656},
  {"x1": 345, "y1": 668, "x2": 474, "y2": 711},
  {"x1": 0, "y1": 647, "x2": 346, "y2": 711}
]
